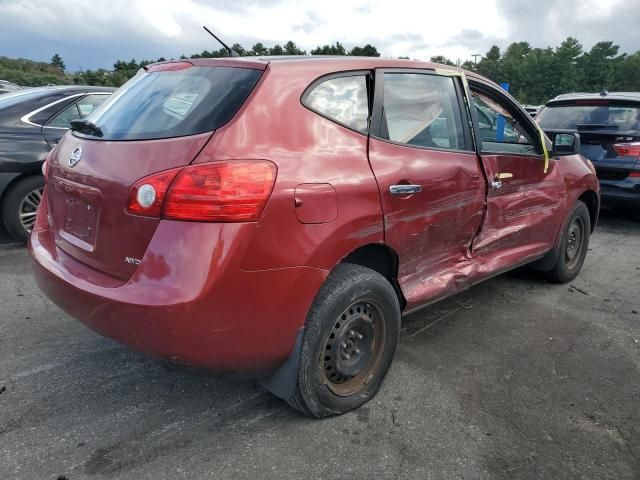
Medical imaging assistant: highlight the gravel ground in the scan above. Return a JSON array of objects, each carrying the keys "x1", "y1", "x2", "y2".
[{"x1": 0, "y1": 207, "x2": 639, "y2": 480}]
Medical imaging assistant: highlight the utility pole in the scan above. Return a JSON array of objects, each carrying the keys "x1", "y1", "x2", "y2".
[{"x1": 471, "y1": 53, "x2": 481, "y2": 64}]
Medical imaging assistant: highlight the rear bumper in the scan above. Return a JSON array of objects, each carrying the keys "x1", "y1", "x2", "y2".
[{"x1": 29, "y1": 204, "x2": 327, "y2": 373}]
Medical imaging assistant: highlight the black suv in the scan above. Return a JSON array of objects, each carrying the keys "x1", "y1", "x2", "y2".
[{"x1": 537, "y1": 92, "x2": 640, "y2": 207}]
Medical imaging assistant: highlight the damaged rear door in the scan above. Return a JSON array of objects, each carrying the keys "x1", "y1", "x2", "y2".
[
  {"x1": 367, "y1": 69, "x2": 485, "y2": 309},
  {"x1": 469, "y1": 81, "x2": 565, "y2": 260}
]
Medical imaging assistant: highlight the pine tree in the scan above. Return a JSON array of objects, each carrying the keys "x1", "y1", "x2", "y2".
[{"x1": 50, "y1": 53, "x2": 65, "y2": 72}]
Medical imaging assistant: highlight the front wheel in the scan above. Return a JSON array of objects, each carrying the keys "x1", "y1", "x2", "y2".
[
  {"x1": 289, "y1": 264, "x2": 401, "y2": 418},
  {"x1": 546, "y1": 200, "x2": 591, "y2": 283}
]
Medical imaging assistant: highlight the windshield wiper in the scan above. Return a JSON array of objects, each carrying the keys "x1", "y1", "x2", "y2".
[
  {"x1": 576, "y1": 123, "x2": 619, "y2": 131},
  {"x1": 70, "y1": 118, "x2": 103, "y2": 137}
]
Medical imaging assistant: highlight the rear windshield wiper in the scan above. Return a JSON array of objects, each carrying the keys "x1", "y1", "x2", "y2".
[
  {"x1": 576, "y1": 123, "x2": 619, "y2": 131},
  {"x1": 70, "y1": 118, "x2": 103, "y2": 137}
]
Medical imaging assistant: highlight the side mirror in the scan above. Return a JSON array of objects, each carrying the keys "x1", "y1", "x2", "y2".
[{"x1": 552, "y1": 132, "x2": 581, "y2": 156}]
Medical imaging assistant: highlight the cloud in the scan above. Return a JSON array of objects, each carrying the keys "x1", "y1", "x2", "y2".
[
  {"x1": 0, "y1": 0, "x2": 636, "y2": 72},
  {"x1": 494, "y1": 0, "x2": 640, "y2": 55},
  {"x1": 292, "y1": 11, "x2": 325, "y2": 34}
]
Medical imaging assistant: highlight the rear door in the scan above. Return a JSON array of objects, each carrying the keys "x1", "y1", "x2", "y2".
[
  {"x1": 469, "y1": 81, "x2": 565, "y2": 258},
  {"x1": 367, "y1": 69, "x2": 485, "y2": 307},
  {"x1": 46, "y1": 63, "x2": 263, "y2": 281}
]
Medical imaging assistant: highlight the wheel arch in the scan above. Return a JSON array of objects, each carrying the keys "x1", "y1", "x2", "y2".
[
  {"x1": 577, "y1": 189, "x2": 599, "y2": 233},
  {"x1": 0, "y1": 170, "x2": 43, "y2": 207},
  {"x1": 340, "y1": 243, "x2": 407, "y2": 311}
]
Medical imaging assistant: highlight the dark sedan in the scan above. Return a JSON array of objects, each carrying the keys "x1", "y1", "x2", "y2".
[
  {"x1": 537, "y1": 92, "x2": 640, "y2": 207},
  {"x1": 0, "y1": 85, "x2": 114, "y2": 241}
]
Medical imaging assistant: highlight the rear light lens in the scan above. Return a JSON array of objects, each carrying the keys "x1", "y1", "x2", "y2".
[
  {"x1": 613, "y1": 142, "x2": 640, "y2": 157},
  {"x1": 125, "y1": 161, "x2": 276, "y2": 222},
  {"x1": 629, "y1": 172, "x2": 640, "y2": 178},
  {"x1": 164, "y1": 161, "x2": 276, "y2": 222},
  {"x1": 126, "y1": 169, "x2": 180, "y2": 217}
]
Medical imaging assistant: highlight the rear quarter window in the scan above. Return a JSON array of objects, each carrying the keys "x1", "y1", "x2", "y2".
[
  {"x1": 82, "y1": 66, "x2": 262, "y2": 141},
  {"x1": 302, "y1": 75, "x2": 369, "y2": 133}
]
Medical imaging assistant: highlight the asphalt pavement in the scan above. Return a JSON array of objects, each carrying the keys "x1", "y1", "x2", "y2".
[{"x1": 1, "y1": 208, "x2": 639, "y2": 479}]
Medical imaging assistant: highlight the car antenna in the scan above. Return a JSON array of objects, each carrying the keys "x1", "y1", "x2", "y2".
[{"x1": 202, "y1": 26, "x2": 239, "y2": 57}]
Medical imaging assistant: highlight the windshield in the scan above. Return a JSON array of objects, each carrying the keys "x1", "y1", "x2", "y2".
[
  {"x1": 537, "y1": 102, "x2": 640, "y2": 132},
  {"x1": 83, "y1": 65, "x2": 262, "y2": 141}
]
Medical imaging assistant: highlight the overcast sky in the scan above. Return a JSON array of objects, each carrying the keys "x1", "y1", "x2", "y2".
[{"x1": 1, "y1": 0, "x2": 638, "y2": 71}]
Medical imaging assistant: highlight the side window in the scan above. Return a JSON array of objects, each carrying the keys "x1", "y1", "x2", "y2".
[
  {"x1": 381, "y1": 73, "x2": 466, "y2": 150},
  {"x1": 471, "y1": 88, "x2": 538, "y2": 155},
  {"x1": 304, "y1": 75, "x2": 369, "y2": 133},
  {"x1": 76, "y1": 94, "x2": 109, "y2": 117},
  {"x1": 46, "y1": 102, "x2": 81, "y2": 128},
  {"x1": 46, "y1": 94, "x2": 109, "y2": 128}
]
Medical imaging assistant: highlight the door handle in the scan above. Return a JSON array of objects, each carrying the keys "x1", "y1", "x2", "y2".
[
  {"x1": 490, "y1": 180, "x2": 502, "y2": 190},
  {"x1": 390, "y1": 184, "x2": 422, "y2": 195}
]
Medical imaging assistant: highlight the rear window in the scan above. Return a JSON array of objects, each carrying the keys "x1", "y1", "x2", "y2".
[
  {"x1": 537, "y1": 103, "x2": 640, "y2": 132},
  {"x1": 83, "y1": 66, "x2": 262, "y2": 141}
]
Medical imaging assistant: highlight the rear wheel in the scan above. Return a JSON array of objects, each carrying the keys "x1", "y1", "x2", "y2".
[
  {"x1": 289, "y1": 264, "x2": 401, "y2": 418},
  {"x1": 1, "y1": 175, "x2": 45, "y2": 243},
  {"x1": 546, "y1": 200, "x2": 591, "y2": 283}
]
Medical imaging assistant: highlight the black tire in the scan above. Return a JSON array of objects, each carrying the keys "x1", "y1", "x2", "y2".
[
  {"x1": 546, "y1": 200, "x2": 591, "y2": 283},
  {"x1": 289, "y1": 264, "x2": 401, "y2": 418},
  {"x1": 1, "y1": 175, "x2": 45, "y2": 243}
]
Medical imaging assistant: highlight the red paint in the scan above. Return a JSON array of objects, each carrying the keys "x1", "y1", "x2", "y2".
[
  {"x1": 30, "y1": 57, "x2": 599, "y2": 374},
  {"x1": 294, "y1": 184, "x2": 338, "y2": 224},
  {"x1": 46, "y1": 132, "x2": 212, "y2": 281},
  {"x1": 367, "y1": 140, "x2": 486, "y2": 309},
  {"x1": 472, "y1": 154, "x2": 566, "y2": 256}
]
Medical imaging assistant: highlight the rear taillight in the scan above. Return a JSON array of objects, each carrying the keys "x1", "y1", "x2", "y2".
[
  {"x1": 629, "y1": 172, "x2": 640, "y2": 178},
  {"x1": 125, "y1": 161, "x2": 276, "y2": 222},
  {"x1": 164, "y1": 161, "x2": 276, "y2": 222},
  {"x1": 126, "y1": 169, "x2": 181, "y2": 217},
  {"x1": 613, "y1": 142, "x2": 640, "y2": 157}
]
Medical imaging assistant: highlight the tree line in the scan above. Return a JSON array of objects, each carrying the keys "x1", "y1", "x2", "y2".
[
  {"x1": 463, "y1": 38, "x2": 640, "y2": 104},
  {"x1": 1, "y1": 37, "x2": 639, "y2": 105}
]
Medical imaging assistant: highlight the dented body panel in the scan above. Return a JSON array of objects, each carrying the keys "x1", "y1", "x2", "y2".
[
  {"x1": 472, "y1": 153, "x2": 566, "y2": 256},
  {"x1": 367, "y1": 138, "x2": 486, "y2": 310},
  {"x1": 30, "y1": 56, "x2": 599, "y2": 374}
]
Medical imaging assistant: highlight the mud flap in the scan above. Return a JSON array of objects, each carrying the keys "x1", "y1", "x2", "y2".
[
  {"x1": 528, "y1": 237, "x2": 561, "y2": 271},
  {"x1": 259, "y1": 327, "x2": 304, "y2": 401}
]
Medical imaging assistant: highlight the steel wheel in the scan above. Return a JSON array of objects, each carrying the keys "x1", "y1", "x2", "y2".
[
  {"x1": 320, "y1": 300, "x2": 386, "y2": 397},
  {"x1": 565, "y1": 215, "x2": 585, "y2": 271},
  {"x1": 18, "y1": 187, "x2": 43, "y2": 233}
]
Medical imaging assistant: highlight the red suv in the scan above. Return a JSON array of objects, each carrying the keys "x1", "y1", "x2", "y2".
[{"x1": 30, "y1": 57, "x2": 599, "y2": 417}]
